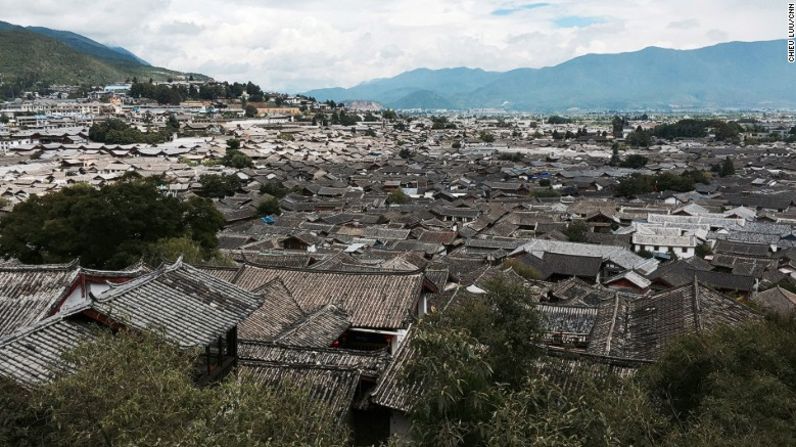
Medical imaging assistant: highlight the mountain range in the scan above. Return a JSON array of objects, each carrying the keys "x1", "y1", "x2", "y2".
[
  {"x1": 0, "y1": 21, "x2": 205, "y2": 94},
  {"x1": 305, "y1": 40, "x2": 795, "y2": 111}
]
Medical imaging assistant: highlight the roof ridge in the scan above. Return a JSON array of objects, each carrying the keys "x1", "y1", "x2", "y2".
[
  {"x1": 239, "y1": 340, "x2": 387, "y2": 357},
  {"x1": 0, "y1": 305, "x2": 89, "y2": 347},
  {"x1": 240, "y1": 261, "x2": 426, "y2": 276},
  {"x1": 273, "y1": 304, "x2": 350, "y2": 343},
  {"x1": 237, "y1": 359, "x2": 362, "y2": 373}
]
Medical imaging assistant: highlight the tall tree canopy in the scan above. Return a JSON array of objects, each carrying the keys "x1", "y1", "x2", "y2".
[{"x1": 0, "y1": 179, "x2": 225, "y2": 268}]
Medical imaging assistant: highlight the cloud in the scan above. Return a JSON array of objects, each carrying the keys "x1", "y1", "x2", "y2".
[
  {"x1": 158, "y1": 20, "x2": 204, "y2": 35},
  {"x1": 491, "y1": 2, "x2": 550, "y2": 16},
  {"x1": 0, "y1": 0, "x2": 783, "y2": 92},
  {"x1": 668, "y1": 19, "x2": 699, "y2": 29}
]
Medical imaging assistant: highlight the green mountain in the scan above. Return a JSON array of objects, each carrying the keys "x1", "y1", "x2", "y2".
[
  {"x1": 0, "y1": 22, "x2": 205, "y2": 96},
  {"x1": 305, "y1": 40, "x2": 796, "y2": 111},
  {"x1": 0, "y1": 21, "x2": 150, "y2": 66}
]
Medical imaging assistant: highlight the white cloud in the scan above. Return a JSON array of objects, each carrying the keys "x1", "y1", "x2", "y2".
[{"x1": 0, "y1": 0, "x2": 783, "y2": 91}]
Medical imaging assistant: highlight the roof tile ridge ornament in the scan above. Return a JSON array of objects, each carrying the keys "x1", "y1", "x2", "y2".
[
  {"x1": 91, "y1": 261, "x2": 174, "y2": 303},
  {"x1": 604, "y1": 291, "x2": 620, "y2": 354},
  {"x1": 692, "y1": 274, "x2": 702, "y2": 332}
]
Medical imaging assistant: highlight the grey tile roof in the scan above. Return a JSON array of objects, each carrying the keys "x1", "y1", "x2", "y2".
[
  {"x1": 233, "y1": 264, "x2": 425, "y2": 329},
  {"x1": 238, "y1": 279, "x2": 306, "y2": 341},
  {"x1": 237, "y1": 360, "x2": 360, "y2": 424},
  {"x1": 238, "y1": 341, "x2": 389, "y2": 378},
  {"x1": 0, "y1": 262, "x2": 79, "y2": 337},
  {"x1": 0, "y1": 312, "x2": 97, "y2": 388},
  {"x1": 273, "y1": 305, "x2": 351, "y2": 348},
  {"x1": 92, "y1": 260, "x2": 265, "y2": 348}
]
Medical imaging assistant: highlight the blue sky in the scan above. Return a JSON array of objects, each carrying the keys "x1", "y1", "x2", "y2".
[
  {"x1": 0, "y1": 0, "x2": 783, "y2": 91},
  {"x1": 492, "y1": 2, "x2": 550, "y2": 16},
  {"x1": 553, "y1": 16, "x2": 604, "y2": 28}
]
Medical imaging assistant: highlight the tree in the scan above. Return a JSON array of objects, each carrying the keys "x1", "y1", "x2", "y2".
[
  {"x1": 404, "y1": 276, "x2": 547, "y2": 445},
  {"x1": 89, "y1": 118, "x2": 170, "y2": 145},
  {"x1": 639, "y1": 316, "x2": 796, "y2": 446},
  {"x1": 6, "y1": 330, "x2": 349, "y2": 447},
  {"x1": 609, "y1": 143, "x2": 622, "y2": 166},
  {"x1": 387, "y1": 189, "x2": 410, "y2": 205},
  {"x1": 626, "y1": 126, "x2": 653, "y2": 147},
  {"x1": 226, "y1": 138, "x2": 241, "y2": 150},
  {"x1": 611, "y1": 115, "x2": 627, "y2": 137},
  {"x1": 244, "y1": 104, "x2": 258, "y2": 118},
  {"x1": 563, "y1": 220, "x2": 589, "y2": 242},
  {"x1": 547, "y1": 115, "x2": 570, "y2": 124},
  {"x1": 0, "y1": 179, "x2": 225, "y2": 269},
  {"x1": 222, "y1": 150, "x2": 253, "y2": 169},
  {"x1": 718, "y1": 156, "x2": 735, "y2": 177},
  {"x1": 479, "y1": 131, "x2": 495, "y2": 143},
  {"x1": 256, "y1": 197, "x2": 281, "y2": 216},
  {"x1": 398, "y1": 147, "x2": 412, "y2": 159},
  {"x1": 197, "y1": 174, "x2": 242, "y2": 198},
  {"x1": 619, "y1": 154, "x2": 649, "y2": 169},
  {"x1": 260, "y1": 181, "x2": 289, "y2": 198}
]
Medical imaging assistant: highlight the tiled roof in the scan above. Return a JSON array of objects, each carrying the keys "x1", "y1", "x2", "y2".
[
  {"x1": 237, "y1": 360, "x2": 360, "y2": 424},
  {"x1": 238, "y1": 341, "x2": 389, "y2": 378},
  {"x1": 0, "y1": 312, "x2": 97, "y2": 388},
  {"x1": 238, "y1": 279, "x2": 306, "y2": 341},
  {"x1": 92, "y1": 260, "x2": 265, "y2": 348},
  {"x1": 233, "y1": 264, "x2": 425, "y2": 329},
  {"x1": 0, "y1": 262, "x2": 79, "y2": 337}
]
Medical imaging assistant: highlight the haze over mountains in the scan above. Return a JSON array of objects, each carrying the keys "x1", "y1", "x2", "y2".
[
  {"x1": 306, "y1": 40, "x2": 794, "y2": 112},
  {"x1": 0, "y1": 21, "x2": 204, "y2": 94}
]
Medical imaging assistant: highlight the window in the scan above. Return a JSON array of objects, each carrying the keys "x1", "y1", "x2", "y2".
[{"x1": 682, "y1": 247, "x2": 687, "y2": 253}]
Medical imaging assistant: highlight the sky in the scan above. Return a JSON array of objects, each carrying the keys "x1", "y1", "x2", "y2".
[{"x1": 0, "y1": 0, "x2": 784, "y2": 92}]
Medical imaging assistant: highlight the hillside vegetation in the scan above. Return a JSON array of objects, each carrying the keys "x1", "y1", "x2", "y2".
[{"x1": 0, "y1": 28, "x2": 202, "y2": 97}]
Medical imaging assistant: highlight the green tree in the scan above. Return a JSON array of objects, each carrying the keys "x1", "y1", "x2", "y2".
[
  {"x1": 0, "y1": 179, "x2": 225, "y2": 269},
  {"x1": 611, "y1": 115, "x2": 627, "y2": 138},
  {"x1": 626, "y1": 126, "x2": 653, "y2": 147},
  {"x1": 619, "y1": 154, "x2": 649, "y2": 169},
  {"x1": 639, "y1": 316, "x2": 796, "y2": 446},
  {"x1": 197, "y1": 174, "x2": 242, "y2": 198},
  {"x1": 609, "y1": 143, "x2": 622, "y2": 166},
  {"x1": 244, "y1": 104, "x2": 258, "y2": 118},
  {"x1": 89, "y1": 118, "x2": 170, "y2": 145},
  {"x1": 547, "y1": 115, "x2": 571, "y2": 124},
  {"x1": 718, "y1": 156, "x2": 735, "y2": 177},
  {"x1": 563, "y1": 220, "x2": 589, "y2": 242},
  {"x1": 479, "y1": 131, "x2": 495, "y2": 143},
  {"x1": 259, "y1": 181, "x2": 289, "y2": 198},
  {"x1": 387, "y1": 189, "x2": 410, "y2": 205},
  {"x1": 256, "y1": 197, "x2": 281, "y2": 216},
  {"x1": 8, "y1": 330, "x2": 349, "y2": 447},
  {"x1": 222, "y1": 150, "x2": 254, "y2": 169}
]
